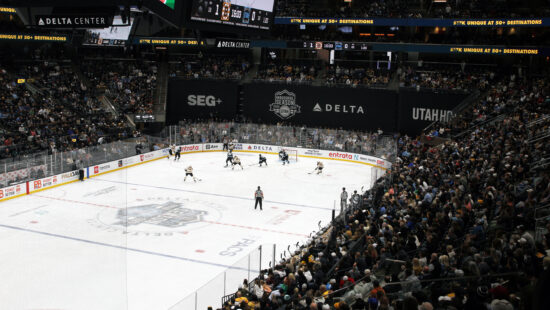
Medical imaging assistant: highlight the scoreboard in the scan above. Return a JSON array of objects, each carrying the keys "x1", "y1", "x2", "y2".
[
  {"x1": 288, "y1": 41, "x2": 369, "y2": 51},
  {"x1": 189, "y1": 0, "x2": 275, "y2": 31}
]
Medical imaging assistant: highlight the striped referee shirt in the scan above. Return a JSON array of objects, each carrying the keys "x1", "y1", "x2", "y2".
[{"x1": 255, "y1": 190, "x2": 264, "y2": 199}]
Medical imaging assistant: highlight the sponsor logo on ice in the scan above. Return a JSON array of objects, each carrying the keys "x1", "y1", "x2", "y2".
[
  {"x1": 116, "y1": 201, "x2": 207, "y2": 228},
  {"x1": 89, "y1": 197, "x2": 223, "y2": 237}
]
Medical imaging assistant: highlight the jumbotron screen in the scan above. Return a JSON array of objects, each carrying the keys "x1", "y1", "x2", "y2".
[
  {"x1": 190, "y1": 0, "x2": 275, "y2": 30},
  {"x1": 159, "y1": 0, "x2": 175, "y2": 9},
  {"x1": 82, "y1": 16, "x2": 134, "y2": 46}
]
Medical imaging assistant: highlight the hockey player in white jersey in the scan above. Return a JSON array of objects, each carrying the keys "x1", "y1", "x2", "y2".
[
  {"x1": 232, "y1": 156, "x2": 244, "y2": 170},
  {"x1": 184, "y1": 166, "x2": 198, "y2": 182},
  {"x1": 314, "y1": 161, "x2": 324, "y2": 174},
  {"x1": 167, "y1": 144, "x2": 175, "y2": 159}
]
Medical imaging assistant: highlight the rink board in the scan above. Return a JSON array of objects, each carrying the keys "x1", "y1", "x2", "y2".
[{"x1": 0, "y1": 144, "x2": 389, "y2": 203}]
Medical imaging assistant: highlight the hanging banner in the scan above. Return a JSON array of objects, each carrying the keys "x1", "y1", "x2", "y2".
[
  {"x1": 167, "y1": 79, "x2": 239, "y2": 123},
  {"x1": 242, "y1": 83, "x2": 398, "y2": 132}
]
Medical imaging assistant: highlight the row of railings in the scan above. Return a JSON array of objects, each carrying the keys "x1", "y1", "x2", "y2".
[
  {"x1": 1, "y1": 122, "x2": 397, "y2": 190},
  {"x1": 527, "y1": 114, "x2": 550, "y2": 242},
  {"x1": 164, "y1": 122, "x2": 398, "y2": 163},
  {"x1": 0, "y1": 135, "x2": 165, "y2": 188},
  {"x1": 215, "y1": 172, "x2": 388, "y2": 309}
]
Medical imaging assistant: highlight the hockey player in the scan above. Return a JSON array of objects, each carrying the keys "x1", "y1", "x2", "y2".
[
  {"x1": 174, "y1": 146, "x2": 181, "y2": 161},
  {"x1": 280, "y1": 150, "x2": 290, "y2": 165},
  {"x1": 232, "y1": 155, "x2": 244, "y2": 170},
  {"x1": 259, "y1": 154, "x2": 268, "y2": 167},
  {"x1": 184, "y1": 166, "x2": 198, "y2": 182},
  {"x1": 228, "y1": 142, "x2": 235, "y2": 152},
  {"x1": 314, "y1": 161, "x2": 324, "y2": 174},
  {"x1": 224, "y1": 151, "x2": 234, "y2": 167},
  {"x1": 167, "y1": 144, "x2": 175, "y2": 159}
]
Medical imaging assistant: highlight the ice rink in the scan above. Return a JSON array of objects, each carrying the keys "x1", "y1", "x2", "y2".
[{"x1": 0, "y1": 152, "x2": 373, "y2": 310}]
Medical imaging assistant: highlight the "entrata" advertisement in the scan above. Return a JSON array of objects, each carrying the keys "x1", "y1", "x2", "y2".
[{"x1": 167, "y1": 79, "x2": 239, "y2": 124}]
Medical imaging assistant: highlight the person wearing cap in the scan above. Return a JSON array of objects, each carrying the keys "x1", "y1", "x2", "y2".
[{"x1": 339, "y1": 275, "x2": 355, "y2": 289}]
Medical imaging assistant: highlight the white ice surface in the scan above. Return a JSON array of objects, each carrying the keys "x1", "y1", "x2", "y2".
[{"x1": 0, "y1": 152, "x2": 372, "y2": 310}]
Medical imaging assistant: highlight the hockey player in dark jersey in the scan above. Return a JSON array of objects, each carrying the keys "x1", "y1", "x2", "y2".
[
  {"x1": 174, "y1": 146, "x2": 181, "y2": 161},
  {"x1": 224, "y1": 151, "x2": 234, "y2": 167},
  {"x1": 281, "y1": 150, "x2": 290, "y2": 165},
  {"x1": 259, "y1": 154, "x2": 268, "y2": 167}
]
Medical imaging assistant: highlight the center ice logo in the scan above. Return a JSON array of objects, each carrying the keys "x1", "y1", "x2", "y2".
[
  {"x1": 115, "y1": 201, "x2": 207, "y2": 228},
  {"x1": 270, "y1": 90, "x2": 301, "y2": 120},
  {"x1": 89, "y1": 197, "x2": 223, "y2": 237}
]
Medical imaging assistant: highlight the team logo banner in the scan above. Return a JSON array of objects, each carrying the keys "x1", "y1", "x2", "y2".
[
  {"x1": 398, "y1": 89, "x2": 468, "y2": 135},
  {"x1": 270, "y1": 90, "x2": 300, "y2": 119},
  {"x1": 243, "y1": 83, "x2": 398, "y2": 132}
]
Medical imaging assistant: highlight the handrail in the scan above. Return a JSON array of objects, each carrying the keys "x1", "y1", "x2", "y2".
[
  {"x1": 528, "y1": 132, "x2": 550, "y2": 143},
  {"x1": 422, "y1": 89, "x2": 481, "y2": 135},
  {"x1": 527, "y1": 114, "x2": 550, "y2": 128}
]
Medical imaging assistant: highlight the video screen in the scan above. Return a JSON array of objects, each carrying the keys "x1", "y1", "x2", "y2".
[
  {"x1": 158, "y1": 0, "x2": 175, "y2": 9},
  {"x1": 190, "y1": 0, "x2": 275, "y2": 31},
  {"x1": 83, "y1": 16, "x2": 134, "y2": 47}
]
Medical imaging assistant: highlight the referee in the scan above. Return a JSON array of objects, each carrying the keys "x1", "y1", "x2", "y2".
[{"x1": 254, "y1": 186, "x2": 264, "y2": 210}]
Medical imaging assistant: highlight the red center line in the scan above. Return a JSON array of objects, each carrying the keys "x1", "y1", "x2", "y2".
[
  {"x1": 201, "y1": 220, "x2": 309, "y2": 237},
  {"x1": 33, "y1": 195, "x2": 121, "y2": 209},
  {"x1": 32, "y1": 195, "x2": 310, "y2": 237}
]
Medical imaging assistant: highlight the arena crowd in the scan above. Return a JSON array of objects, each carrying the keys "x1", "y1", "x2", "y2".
[{"x1": 218, "y1": 75, "x2": 550, "y2": 309}]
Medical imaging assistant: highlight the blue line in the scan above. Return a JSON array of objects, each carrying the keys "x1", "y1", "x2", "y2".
[
  {"x1": 91, "y1": 178, "x2": 332, "y2": 211},
  {"x1": 0, "y1": 223, "x2": 248, "y2": 271}
]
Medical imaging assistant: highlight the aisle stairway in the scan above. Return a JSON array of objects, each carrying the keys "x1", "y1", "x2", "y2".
[{"x1": 152, "y1": 60, "x2": 169, "y2": 122}]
